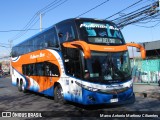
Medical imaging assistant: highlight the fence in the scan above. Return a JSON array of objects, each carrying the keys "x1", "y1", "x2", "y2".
[{"x1": 131, "y1": 58, "x2": 160, "y2": 84}]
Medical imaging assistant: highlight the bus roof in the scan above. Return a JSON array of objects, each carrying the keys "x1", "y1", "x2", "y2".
[
  {"x1": 57, "y1": 17, "x2": 114, "y2": 25},
  {"x1": 13, "y1": 18, "x2": 116, "y2": 48}
]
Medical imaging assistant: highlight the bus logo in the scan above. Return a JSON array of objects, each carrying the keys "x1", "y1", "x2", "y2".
[{"x1": 30, "y1": 53, "x2": 45, "y2": 59}]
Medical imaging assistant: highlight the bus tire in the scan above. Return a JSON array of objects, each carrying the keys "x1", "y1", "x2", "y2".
[
  {"x1": 18, "y1": 80, "x2": 22, "y2": 92},
  {"x1": 18, "y1": 80, "x2": 26, "y2": 93},
  {"x1": 54, "y1": 84, "x2": 66, "y2": 104}
]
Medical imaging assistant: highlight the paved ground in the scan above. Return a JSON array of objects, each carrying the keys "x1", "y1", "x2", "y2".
[
  {"x1": 0, "y1": 77, "x2": 160, "y2": 120},
  {"x1": 133, "y1": 83, "x2": 160, "y2": 99}
]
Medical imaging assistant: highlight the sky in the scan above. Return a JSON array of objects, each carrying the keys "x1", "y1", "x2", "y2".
[{"x1": 0, "y1": 0, "x2": 160, "y2": 59}]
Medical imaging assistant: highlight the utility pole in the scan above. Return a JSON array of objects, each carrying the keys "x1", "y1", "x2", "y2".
[
  {"x1": 8, "y1": 39, "x2": 13, "y2": 75},
  {"x1": 39, "y1": 13, "x2": 45, "y2": 32},
  {"x1": 40, "y1": 13, "x2": 42, "y2": 32},
  {"x1": 8, "y1": 40, "x2": 13, "y2": 56}
]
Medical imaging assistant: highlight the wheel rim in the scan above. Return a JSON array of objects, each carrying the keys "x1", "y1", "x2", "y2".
[
  {"x1": 57, "y1": 86, "x2": 64, "y2": 101},
  {"x1": 22, "y1": 85, "x2": 25, "y2": 91},
  {"x1": 18, "y1": 82, "x2": 22, "y2": 91}
]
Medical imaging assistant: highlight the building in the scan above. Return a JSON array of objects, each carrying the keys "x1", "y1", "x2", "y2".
[
  {"x1": 138, "y1": 40, "x2": 160, "y2": 58},
  {"x1": 1, "y1": 60, "x2": 10, "y2": 75},
  {"x1": 132, "y1": 40, "x2": 160, "y2": 84}
]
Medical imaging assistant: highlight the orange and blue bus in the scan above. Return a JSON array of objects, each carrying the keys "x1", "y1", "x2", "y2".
[{"x1": 11, "y1": 18, "x2": 146, "y2": 105}]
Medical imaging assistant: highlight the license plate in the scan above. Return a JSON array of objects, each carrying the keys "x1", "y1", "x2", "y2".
[{"x1": 110, "y1": 98, "x2": 118, "y2": 103}]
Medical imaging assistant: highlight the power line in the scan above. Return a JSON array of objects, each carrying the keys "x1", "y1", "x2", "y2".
[
  {"x1": 43, "y1": 0, "x2": 68, "y2": 14},
  {"x1": 0, "y1": 45, "x2": 10, "y2": 48},
  {"x1": 76, "y1": 0, "x2": 110, "y2": 18},
  {"x1": 9, "y1": 0, "x2": 68, "y2": 42},
  {"x1": 20, "y1": 0, "x2": 61, "y2": 32},
  {"x1": 133, "y1": 19, "x2": 160, "y2": 28},
  {"x1": 105, "y1": 0, "x2": 144, "y2": 19},
  {"x1": 0, "y1": 28, "x2": 40, "y2": 33},
  {"x1": 104, "y1": 0, "x2": 160, "y2": 29},
  {"x1": 9, "y1": 17, "x2": 40, "y2": 42},
  {"x1": 112, "y1": 0, "x2": 160, "y2": 28},
  {"x1": 0, "y1": 42, "x2": 10, "y2": 45},
  {"x1": 38, "y1": 0, "x2": 60, "y2": 13},
  {"x1": 7, "y1": 0, "x2": 107, "y2": 39},
  {"x1": 112, "y1": 4, "x2": 150, "y2": 22}
]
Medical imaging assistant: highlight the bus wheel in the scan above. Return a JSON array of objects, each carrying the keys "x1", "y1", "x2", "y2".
[
  {"x1": 18, "y1": 81, "x2": 22, "y2": 92},
  {"x1": 21, "y1": 84, "x2": 27, "y2": 93},
  {"x1": 18, "y1": 80, "x2": 26, "y2": 92},
  {"x1": 54, "y1": 84, "x2": 66, "y2": 104}
]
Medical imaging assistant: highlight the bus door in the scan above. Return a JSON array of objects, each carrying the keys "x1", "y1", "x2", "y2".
[{"x1": 63, "y1": 47, "x2": 83, "y2": 102}]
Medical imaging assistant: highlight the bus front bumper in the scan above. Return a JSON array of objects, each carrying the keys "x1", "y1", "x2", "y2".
[{"x1": 81, "y1": 87, "x2": 135, "y2": 105}]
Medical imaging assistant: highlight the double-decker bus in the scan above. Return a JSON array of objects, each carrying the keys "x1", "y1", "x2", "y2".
[{"x1": 11, "y1": 18, "x2": 146, "y2": 105}]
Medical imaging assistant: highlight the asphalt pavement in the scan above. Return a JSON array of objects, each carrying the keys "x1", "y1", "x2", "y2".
[{"x1": 1, "y1": 76, "x2": 160, "y2": 100}]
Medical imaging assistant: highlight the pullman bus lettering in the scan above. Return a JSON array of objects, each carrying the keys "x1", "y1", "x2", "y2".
[{"x1": 30, "y1": 53, "x2": 45, "y2": 59}]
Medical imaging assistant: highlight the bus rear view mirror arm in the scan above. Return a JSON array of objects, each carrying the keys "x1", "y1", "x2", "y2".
[{"x1": 126, "y1": 43, "x2": 146, "y2": 59}]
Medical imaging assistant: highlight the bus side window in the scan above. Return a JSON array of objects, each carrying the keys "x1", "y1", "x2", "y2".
[
  {"x1": 36, "y1": 63, "x2": 45, "y2": 76},
  {"x1": 56, "y1": 21, "x2": 77, "y2": 43},
  {"x1": 12, "y1": 46, "x2": 18, "y2": 57},
  {"x1": 45, "y1": 62, "x2": 60, "y2": 77},
  {"x1": 44, "y1": 63, "x2": 50, "y2": 76},
  {"x1": 43, "y1": 28, "x2": 59, "y2": 48},
  {"x1": 51, "y1": 27, "x2": 59, "y2": 48},
  {"x1": 27, "y1": 64, "x2": 32, "y2": 76},
  {"x1": 63, "y1": 48, "x2": 82, "y2": 78},
  {"x1": 22, "y1": 65, "x2": 26, "y2": 75}
]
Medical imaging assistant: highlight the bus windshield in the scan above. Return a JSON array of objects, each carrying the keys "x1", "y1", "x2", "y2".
[
  {"x1": 84, "y1": 51, "x2": 131, "y2": 83},
  {"x1": 76, "y1": 20, "x2": 125, "y2": 45}
]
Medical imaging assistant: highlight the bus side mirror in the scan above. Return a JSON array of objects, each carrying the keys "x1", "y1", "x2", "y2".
[
  {"x1": 126, "y1": 43, "x2": 146, "y2": 59},
  {"x1": 63, "y1": 41, "x2": 91, "y2": 59}
]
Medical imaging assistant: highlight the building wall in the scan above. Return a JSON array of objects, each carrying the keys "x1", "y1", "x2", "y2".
[
  {"x1": 131, "y1": 58, "x2": 160, "y2": 84},
  {"x1": 1, "y1": 60, "x2": 10, "y2": 74}
]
